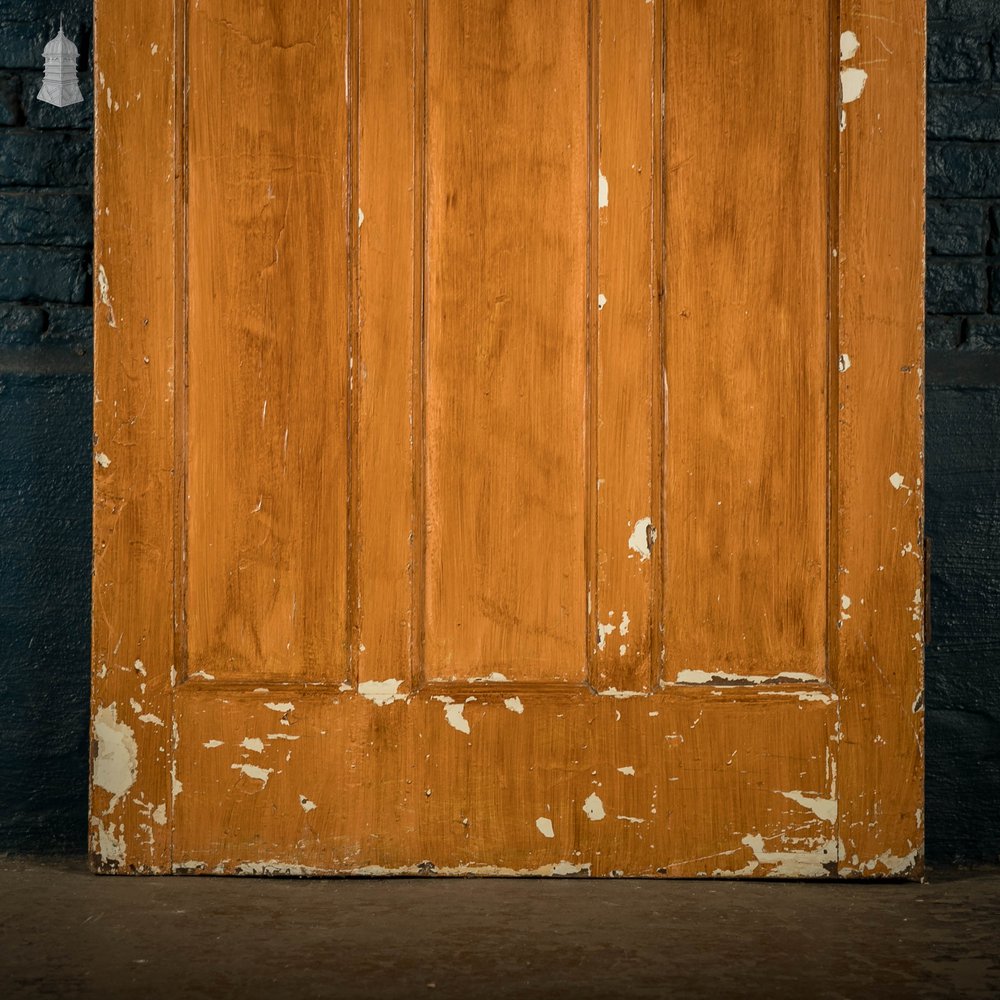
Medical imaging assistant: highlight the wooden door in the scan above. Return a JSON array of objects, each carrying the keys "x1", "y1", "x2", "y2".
[{"x1": 91, "y1": 0, "x2": 925, "y2": 877}]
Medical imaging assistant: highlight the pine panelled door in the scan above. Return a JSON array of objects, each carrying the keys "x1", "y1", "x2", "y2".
[{"x1": 90, "y1": 0, "x2": 925, "y2": 877}]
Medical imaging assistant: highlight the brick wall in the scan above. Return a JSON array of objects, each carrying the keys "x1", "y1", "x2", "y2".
[
  {"x1": 0, "y1": 2, "x2": 998, "y2": 862},
  {"x1": 924, "y1": 0, "x2": 1000, "y2": 864},
  {"x1": 0, "y1": 2, "x2": 92, "y2": 854}
]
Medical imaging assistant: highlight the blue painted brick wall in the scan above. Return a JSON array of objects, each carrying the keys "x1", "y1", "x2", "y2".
[{"x1": 0, "y1": 1, "x2": 998, "y2": 862}]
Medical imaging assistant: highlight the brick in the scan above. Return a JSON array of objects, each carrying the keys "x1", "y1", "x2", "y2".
[
  {"x1": 965, "y1": 318, "x2": 1000, "y2": 349},
  {"x1": 0, "y1": 303, "x2": 46, "y2": 347},
  {"x1": 0, "y1": 247, "x2": 90, "y2": 304},
  {"x1": 0, "y1": 3, "x2": 92, "y2": 70},
  {"x1": 928, "y1": 34, "x2": 991, "y2": 82},
  {"x1": 928, "y1": 142, "x2": 1000, "y2": 197},
  {"x1": 991, "y1": 266, "x2": 1000, "y2": 313},
  {"x1": 0, "y1": 71, "x2": 23, "y2": 127},
  {"x1": 0, "y1": 189, "x2": 91, "y2": 246},
  {"x1": 928, "y1": 87, "x2": 1000, "y2": 141},
  {"x1": 0, "y1": 130, "x2": 92, "y2": 188},
  {"x1": 926, "y1": 315, "x2": 965, "y2": 351},
  {"x1": 22, "y1": 71, "x2": 92, "y2": 131},
  {"x1": 926, "y1": 259, "x2": 988, "y2": 314},
  {"x1": 44, "y1": 305, "x2": 92, "y2": 346},
  {"x1": 926, "y1": 200, "x2": 989, "y2": 255},
  {"x1": 929, "y1": 0, "x2": 1000, "y2": 24}
]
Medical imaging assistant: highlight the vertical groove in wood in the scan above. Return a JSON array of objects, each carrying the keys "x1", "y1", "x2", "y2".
[
  {"x1": 415, "y1": 0, "x2": 428, "y2": 689},
  {"x1": 834, "y1": 0, "x2": 926, "y2": 877},
  {"x1": 588, "y1": 1, "x2": 658, "y2": 694},
  {"x1": 91, "y1": 0, "x2": 176, "y2": 872}
]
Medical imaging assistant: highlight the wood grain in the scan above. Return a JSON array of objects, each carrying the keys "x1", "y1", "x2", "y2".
[
  {"x1": 422, "y1": 0, "x2": 589, "y2": 682},
  {"x1": 93, "y1": 0, "x2": 925, "y2": 878},
  {"x1": 662, "y1": 0, "x2": 831, "y2": 680},
  {"x1": 185, "y1": 1, "x2": 349, "y2": 681}
]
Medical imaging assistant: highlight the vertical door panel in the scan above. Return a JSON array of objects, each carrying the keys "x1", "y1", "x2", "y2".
[
  {"x1": 662, "y1": 0, "x2": 831, "y2": 680},
  {"x1": 423, "y1": 0, "x2": 589, "y2": 682},
  {"x1": 186, "y1": 2, "x2": 349, "y2": 680}
]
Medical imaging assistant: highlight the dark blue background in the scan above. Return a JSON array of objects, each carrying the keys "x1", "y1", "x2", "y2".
[{"x1": 1, "y1": 1, "x2": 997, "y2": 862}]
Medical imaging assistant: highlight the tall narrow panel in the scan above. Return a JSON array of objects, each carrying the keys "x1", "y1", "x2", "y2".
[
  {"x1": 423, "y1": 0, "x2": 589, "y2": 681},
  {"x1": 186, "y1": 2, "x2": 349, "y2": 679},
  {"x1": 662, "y1": 0, "x2": 829, "y2": 679}
]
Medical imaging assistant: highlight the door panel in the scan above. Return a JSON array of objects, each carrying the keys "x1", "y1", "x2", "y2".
[{"x1": 91, "y1": 0, "x2": 925, "y2": 878}]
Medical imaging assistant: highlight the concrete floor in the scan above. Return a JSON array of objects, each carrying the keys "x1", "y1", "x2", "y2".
[{"x1": 1, "y1": 857, "x2": 998, "y2": 999}]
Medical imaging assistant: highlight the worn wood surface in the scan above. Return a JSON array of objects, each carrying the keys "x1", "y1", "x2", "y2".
[{"x1": 92, "y1": 0, "x2": 924, "y2": 877}]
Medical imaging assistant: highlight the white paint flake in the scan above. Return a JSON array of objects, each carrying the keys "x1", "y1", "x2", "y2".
[
  {"x1": 889, "y1": 472, "x2": 905, "y2": 490},
  {"x1": 841, "y1": 67, "x2": 868, "y2": 105},
  {"x1": 627, "y1": 517, "x2": 654, "y2": 560},
  {"x1": 839, "y1": 353, "x2": 851, "y2": 372},
  {"x1": 675, "y1": 669, "x2": 821, "y2": 685},
  {"x1": 598, "y1": 170, "x2": 609, "y2": 209},
  {"x1": 468, "y1": 671, "x2": 508, "y2": 683},
  {"x1": 535, "y1": 817, "x2": 555, "y2": 839},
  {"x1": 597, "y1": 688, "x2": 648, "y2": 699},
  {"x1": 358, "y1": 679, "x2": 406, "y2": 706},
  {"x1": 96, "y1": 264, "x2": 116, "y2": 327},
  {"x1": 617, "y1": 765, "x2": 635, "y2": 776},
  {"x1": 138, "y1": 712, "x2": 164, "y2": 727},
  {"x1": 443, "y1": 701, "x2": 471, "y2": 734},
  {"x1": 133, "y1": 659, "x2": 146, "y2": 676},
  {"x1": 741, "y1": 833, "x2": 839, "y2": 878},
  {"x1": 231, "y1": 763, "x2": 273, "y2": 786},
  {"x1": 597, "y1": 293, "x2": 607, "y2": 310},
  {"x1": 92, "y1": 703, "x2": 138, "y2": 808},
  {"x1": 583, "y1": 793, "x2": 606, "y2": 821},
  {"x1": 778, "y1": 790, "x2": 838, "y2": 824},
  {"x1": 840, "y1": 30, "x2": 860, "y2": 60},
  {"x1": 357, "y1": 207, "x2": 365, "y2": 228},
  {"x1": 190, "y1": 670, "x2": 215, "y2": 680},
  {"x1": 619, "y1": 611, "x2": 630, "y2": 636},
  {"x1": 263, "y1": 702, "x2": 295, "y2": 714},
  {"x1": 616, "y1": 815, "x2": 645, "y2": 824},
  {"x1": 299, "y1": 794, "x2": 317, "y2": 813},
  {"x1": 94, "y1": 451, "x2": 111, "y2": 468},
  {"x1": 240, "y1": 737, "x2": 265, "y2": 753},
  {"x1": 597, "y1": 621, "x2": 616, "y2": 651},
  {"x1": 504, "y1": 697, "x2": 524, "y2": 714},
  {"x1": 203, "y1": 740, "x2": 224, "y2": 749}
]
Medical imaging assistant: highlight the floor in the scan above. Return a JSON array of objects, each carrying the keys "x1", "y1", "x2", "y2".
[{"x1": 1, "y1": 857, "x2": 998, "y2": 999}]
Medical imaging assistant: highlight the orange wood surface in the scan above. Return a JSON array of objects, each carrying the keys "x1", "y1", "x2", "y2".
[{"x1": 92, "y1": 0, "x2": 924, "y2": 878}]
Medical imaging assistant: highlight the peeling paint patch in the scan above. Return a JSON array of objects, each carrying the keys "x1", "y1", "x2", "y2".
[
  {"x1": 597, "y1": 293, "x2": 607, "y2": 310},
  {"x1": 96, "y1": 264, "x2": 117, "y2": 327},
  {"x1": 240, "y1": 737, "x2": 265, "y2": 753},
  {"x1": 443, "y1": 701, "x2": 471, "y2": 734},
  {"x1": 840, "y1": 30, "x2": 860, "y2": 60},
  {"x1": 742, "y1": 833, "x2": 838, "y2": 878},
  {"x1": 358, "y1": 679, "x2": 406, "y2": 706},
  {"x1": 598, "y1": 170, "x2": 609, "y2": 209},
  {"x1": 231, "y1": 763, "x2": 273, "y2": 787},
  {"x1": 889, "y1": 472, "x2": 906, "y2": 490},
  {"x1": 504, "y1": 696, "x2": 524, "y2": 714},
  {"x1": 203, "y1": 739, "x2": 224, "y2": 749},
  {"x1": 627, "y1": 517, "x2": 654, "y2": 560},
  {"x1": 94, "y1": 451, "x2": 111, "y2": 468},
  {"x1": 675, "y1": 669, "x2": 821, "y2": 686},
  {"x1": 617, "y1": 765, "x2": 635, "y2": 776},
  {"x1": 838, "y1": 353, "x2": 851, "y2": 372},
  {"x1": 597, "y1": 688, "x2": 647, "y2": 699},
  {"x1": 778, "y1": 790, "x2": 838, "y2": 824},
  {"x1": 235, "y1": 861, "x2": 326, "y2": 876},
  {"x1": 468, "y1": 671, "x2": 508, "y2": 683},
  {"x1": 535, "y1": 817, "x2": 555, "y2": 839},
  {"x1": 841, "y1": 67, "x2": 868, "y2": 105},
  {"x1": 92, "y1": 704, "x2": 138, "y2": 809},
  {"x1": 264, "y1": 702, "x2": 295, "y2": 714},
  {"x1": 583, "y1": 792, "x2": 606, "y2": 821},
  {"x1": 94, "y1": 818, "x2": 126, "y2": 865},
  {"x1": 299, "y1": 795, "x2": 317, "y2": 813},
  {"x1": 617, "y1": 815, "x2": 645, "y2": 824},
  {"x1": 138, "y1": 712, "x2": 164, "y2": 727}
]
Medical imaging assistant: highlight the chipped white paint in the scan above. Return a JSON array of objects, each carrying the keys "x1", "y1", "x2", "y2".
[
  {"x1": 617, "y1": 765, "x2": 635, "y2": 776},
  {"x1": 889, "y1": 472, "x2": 905, "y2": 490},
  {"x1": 845, "y1": 846, "x2": 920, "y2": 876},
  {"x1": 230, "y1": 763, "x2": 273, "y2": 786},
  {"x1": 133, "y1": 658, "x2": 146, "y2": 676},
  {"x1": 840, "y1": 30, "x2": 860, "y2": 60},
  {"x1": 597, "y1": 688, "x2": 647, "y2": 699},
  {"x1": 841, "y1": 67, "x2": 868, "y2": 105},
  {"x1": 150, "y1": 42, "x2": 159, "y2": 55},
  {"x1": 203, "y1": 740, "x2": 224, "y2": 749},
  {"x1": 190, "y1": 670, "x2": 215, "y2": 680},
  {"x1": 504, "y1": 696, "x2": 524, "y2": 714},
  {"x1": 151, "y1": 803, "x2": 167, "y2": 826},
  {"x1": 240, "y1": 737, "x2": 264, "y2": 753},
  {"x1": 358, "y1": 679, "x2": 406, "y2": 706},
  {"x1": 616, "y1": 815, "x2": 645, "y2": 824},
  {"x1": 92, "y1": 704, "x2": 138, "y2": 808},
  {"x1": 597, "y1": 621, "x2": 616, "y2": 651},
  {"x1": 779, "y1": 790, "x2": 838, "y2": 824},
  {"x1": 94, "y1": 451, "x2": 111, "y2": 468},
  {"x1": 741, "y1": 833, "x2": 839, "y2": 878},
  {"x1": 675, "y1": 669, "x2": 821, "y2": 685},
  {"x1": 443, "y1": 701, "x2": 471, "y2": 734},
  {"x1": 263, "y1": 702, "x2": 295, "y2": 714},
  {"x1": 299, "y1": 795, "x2": 317, "y2": 813},
  {"x1": 468, "y1": 671, "x2": 508, "y2": 683},
  {"x1": 235, "y1": 861, "x2": 327, "y2": 876},
  {"x1": 838, "y1": 353, "x2": 851, "y2": 372},
  {"x1": 138, "y1": 712, "x2": 164, "y2": 727},
  {"x1": 619, "y1": 611, "x2": 630, "y2": 636},
  {"x1": 598, "y1": 170, "x2": 609, "y2": 209},
  {"x1": 96, "y1": 264, "x2": 116, "y2": 327},
  {"x1": 357, "y1": 207, "x2": 365, "y2": 228},
  {"x1": 535, "y1": 817, "x2": 555, "y2": 839},
  {"x1": 94, "y1": 818, "x2": 126, "y2": 865},
  {"x1": 267, "y1": 733, "x2": 300, "y2": 740},
  {"x1": 597, "y1": 293, "x2": 607, "y2": 310},
  {"x1": 583, "y1": 792, "x2": 606, "y2": 821},
  {"x1": 627, "y1": 517, "x2": 653, "y2": 560}
]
